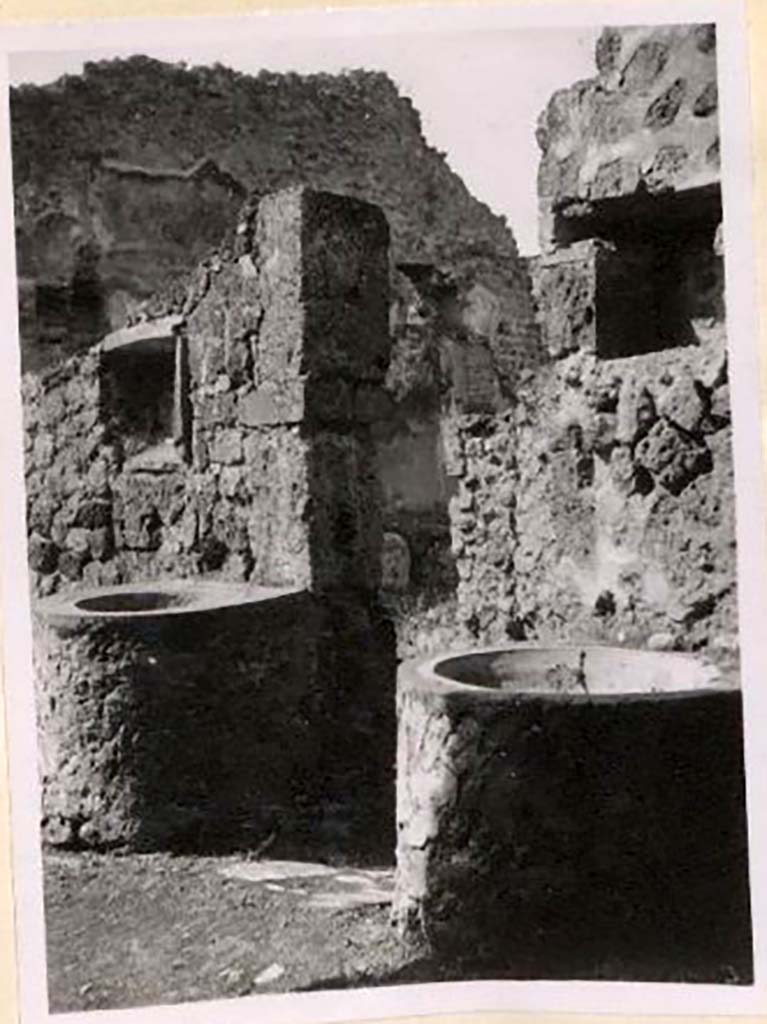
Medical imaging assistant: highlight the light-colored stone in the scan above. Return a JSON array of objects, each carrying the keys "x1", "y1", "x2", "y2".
[{"x1": 101, "y1": 315, "x2": 184, "y2": 353}]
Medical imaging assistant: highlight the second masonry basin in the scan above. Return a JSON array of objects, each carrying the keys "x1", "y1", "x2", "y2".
[
  {"x1": 394, "y1": 644, "x2": 751, "y2": 978},
  {"x1": 33, "y1": 580, "x2": 321, "y2": 851},
  {"x1": 430, "y1": 644, "x2": 729, "y2": 696}
]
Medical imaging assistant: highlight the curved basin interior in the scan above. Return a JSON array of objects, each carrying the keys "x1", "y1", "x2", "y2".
[
  {"x1": 36, "y1": 580, "x2": 306, "y2": 620},
  {"x1": 433, "y1": 647, "x2": 732, "y2": 697},
  {"x1": 75, "y1": 591, "x2": 194, "y2": 613}
]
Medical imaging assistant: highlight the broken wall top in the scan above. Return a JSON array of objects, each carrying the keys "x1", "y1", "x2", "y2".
[
  {"x1": 13, "y1": 57, "x2": 533, "y2": 373},
  {"x1": 536, "y1": 24, "x2": 720, "y2": 251}
]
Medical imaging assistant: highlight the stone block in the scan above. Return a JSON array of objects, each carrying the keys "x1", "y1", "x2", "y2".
[
  {"x1": 73, "y1": 499, "x2": 112, "y2": 530},
  {"x1": 533, "y1": 241, "x2": 601, "y2": 357},
  {"x1": 193, "y1": 389, "x2": 236, "y2": 428},
  {"x1": 644, "y1": 78, "x2": 687, "y2": 130},
  {"x1": 643, "y1": 144, "x2": 689, "y2": 192},
  {"x1": 634, "y1": 419, "x2": 711, "y2": 494},
  {"x1": 39, "y1": 389, "x2": 65, "y2": 429},
  {"x1": 616, "y1": 381, "x2": 657, "y2": 444},
  {"x1": 255, "y1": 188, "x2": 390, "y2": 384},
  {"x1": 90, "y1": 527, "x2": 115, "y2": 561},
  {"x1": 656, "y1": 375, "x2": 706, "y2": 433},
  {"x1": 584, "y1": 412, "x2": 617, "y2": 453},
  {"x1": 28, "y1": 534, "x2": 59, "y2": 574},
  {"x1": 622, "y1": 38, "x2": 669, "y2": 90},
  {"x1": 117, "y1": 508, "x2": 162, "y2": 552},
  {"x1": 255, "y1": 187, "x2": 304, "y2": 309},
  {"x1": 65, "y1": 528, "x2": 92, "y2": 554},
  {"x1": 58, "y1": 549, "x2": 87, "y2": 580},
  {"x1": 33, "y1": 431, "x2": 55, "y2": 467},
  {"x1": 219, "y1": 466, "x2": 248, "y2": 501},
  {"x1": 50, "y1": 513, "x2": 70, "y2": 549},
  {"x1": 238, "y1": 382, "x2": 305, "y2": 427},
  {"x1": 113, "y1": 471, "x2": 184, "y2": 552},
  {"x1": 208, "y1": 428, "x2": 243, "y2": 465},
  {"x1": 188, "y1": 328, "x2": 227, "y2": 387},
  {"x1": 648, "y1": 631, "x2": 676, "y2": 650},
  {"x1": 238, "y1": 376, "x2": 356, "y2": 430}
]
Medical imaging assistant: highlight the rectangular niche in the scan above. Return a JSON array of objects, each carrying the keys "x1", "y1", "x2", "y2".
[
  {"x1": 101, "y1": 316, "x2": 190, "y2": 471},
  {"x1": 551, "y1": 184, "x2": 723, "y2": 360},
  {"x1": 594, "y1": 241, "x2": 698, "y2": 359}
]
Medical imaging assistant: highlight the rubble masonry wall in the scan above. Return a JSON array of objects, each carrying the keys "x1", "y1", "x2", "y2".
[{"x1": 449, "y1": 24, "x2": 736, "y2": 656}]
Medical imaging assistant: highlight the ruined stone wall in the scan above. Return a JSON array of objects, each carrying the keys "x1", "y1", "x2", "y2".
[
  {"x1": 536, "y1": 24, "x2": 719, "y2": 250},
  {"x1": 12, "y1": 57, "x2": 538, "y2": 379},
  {"x1": 24, "y1": 185, "x2": 397, "y2": 849},
  {"x1": 187, "y1": 187, "x2": 390, "y2": 597},
  {"x1": 513, "y1": 279, "x2": 733, "y2": 651},
  {"x1": 380, "y1": 265, "x2": 536, "y2": 656},
  {"x1": 23, "y1": 351, "x2": 118, "y2": 592},
  {"x1": 14, "y1": 59, "x2": 542, "y2": 629},
  {"x1": 23, "y1": 187, "x2": 390, "y2": 602},
  {"x1": 23, "y1": 339, "x2": 199, "y2": 599},
  {"x1": 445, "y1": 410, "x2": 519, "y2": 644},
  {"x1": 450, "y1": 24, "x2": 736, "y2": 657}
]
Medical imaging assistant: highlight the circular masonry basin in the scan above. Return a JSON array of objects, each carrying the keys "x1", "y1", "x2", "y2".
[
  {"x1": 393, "y1": 644, "x2": 751, "y2": 981},
  {"x1": 37, "y1": 579, "x2": 293, "y2": 621},
  {"x1": 33, "y1": 580, "x2": 319, "y2": 852},
  {"x1": 73, "y1": 590, "x2": 194, "y2": 613}
]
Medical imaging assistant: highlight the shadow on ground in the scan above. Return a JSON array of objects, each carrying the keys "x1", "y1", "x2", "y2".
[{"x1": 44, "y1": 845, "x2": 751, "y2": 1014}]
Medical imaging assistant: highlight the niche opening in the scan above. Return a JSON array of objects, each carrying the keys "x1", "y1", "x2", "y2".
[
  {"x1": 554, "y1": 185, "x2": 723, "y2": 360},
  {"x1": 102, "y1": 326, "x2": 190, "y2": 471}
]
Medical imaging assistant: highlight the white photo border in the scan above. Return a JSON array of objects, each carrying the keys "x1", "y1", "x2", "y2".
[{"x1": 1, "y1": 1, "x2": 765, "y2": 1020}]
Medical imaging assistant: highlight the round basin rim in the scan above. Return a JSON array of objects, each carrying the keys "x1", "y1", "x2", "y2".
[
  {"x1": 402, "y1": 643, "x2": 734, "y2": 701},
  {"x1": 33, "y1": 579, "x2": 307, "y2": 620}
]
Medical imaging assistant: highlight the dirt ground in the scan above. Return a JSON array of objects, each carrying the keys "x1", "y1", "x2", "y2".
[
  {"x1": 44, "y1": 847, "x2": 750, "y2": 1013},
  {"x1": 44, "y1": 849, "x2": 421, "y2": 1012}
]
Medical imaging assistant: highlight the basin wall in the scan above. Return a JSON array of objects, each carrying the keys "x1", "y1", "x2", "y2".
[
  {"x1": 394, "y1": 647, "x2": 752, "y2": 978},
  {"x1": 34, "y1": 586, "x2": 321, "y2": 850}
]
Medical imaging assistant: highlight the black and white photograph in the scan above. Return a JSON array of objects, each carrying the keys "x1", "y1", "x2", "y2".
[{"x1": 1, "y1": 2, "x2": 766, "y2": 1022}]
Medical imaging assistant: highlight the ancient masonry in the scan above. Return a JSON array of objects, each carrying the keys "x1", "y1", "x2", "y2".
[
  {"x1": 386, "y1": 26, "x2": 747, "y2": 980},
  {"x1": 29, "y1": 188, "x2": 396, "y2": 848},
  {"x1": 21, "y1": 25, "x2": 733, "y2": 649},
  {"x1": 21, "y1": 26, "x2": 737, "y2": 855},
  {"x1": 392, "y1": 648, "x2": 749, "y2": 969},
  {"x1": 449, "y1": 23, "x2": 733, "y2": 653},
  {"x1": 13, "y1": 59, "x2": 540, "y2": 635}
]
